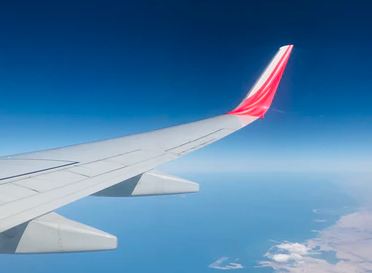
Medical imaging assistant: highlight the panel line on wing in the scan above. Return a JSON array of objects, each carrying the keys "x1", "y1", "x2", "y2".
[
  {"x1": 0, "y1": 161, "x2": 79, "y2": 182},
  {"x1": 165, "y1": 129, "x2": 226, "y2": 152}
]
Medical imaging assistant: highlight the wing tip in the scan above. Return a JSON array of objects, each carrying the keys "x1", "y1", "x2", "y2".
[
  {"x1": 228, "y1": 44, "x2": 294, "y2": 118},
  {"x1": 280, "y1": 44, "x2": 294, "y2": 50}
]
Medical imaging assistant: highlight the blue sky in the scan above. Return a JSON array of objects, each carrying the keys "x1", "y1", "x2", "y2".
[{"x1": 0, "y1": 0, "x2": 372, "y2": 172}]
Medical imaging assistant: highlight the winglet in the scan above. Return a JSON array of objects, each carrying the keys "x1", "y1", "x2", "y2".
[{"x1": 228, "y1": 45, "x2": 293, "y2": 118}]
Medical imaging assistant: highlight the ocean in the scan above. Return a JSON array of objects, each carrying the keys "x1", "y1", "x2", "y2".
[{"x1": 0, "y1": 172, "x2": 356, "y2": 273}]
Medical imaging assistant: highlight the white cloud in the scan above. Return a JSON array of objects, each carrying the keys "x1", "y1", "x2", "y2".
[
  {"x1": 209, "y1": 257, "x2": 244, "y2": 270},
  {"x1": 271, "y1": 254, "x2": 292, "y2": 263},
  {"x1": 263, "y1": 242, "x2": 310, "y2": 267},
  {"x1": 276, "y1": 242, "x2": 309, "y2": 255},
  {"x1": 272, "y1": 253, "x2": 304, "y2": 263}
]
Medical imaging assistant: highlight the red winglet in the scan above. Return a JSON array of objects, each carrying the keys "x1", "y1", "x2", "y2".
[{"x1": 228, "y1": 45, "x2": 293, "y2": 118}]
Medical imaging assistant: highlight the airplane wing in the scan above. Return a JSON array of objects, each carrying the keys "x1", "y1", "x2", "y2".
[{"x1": 0, "y1": 45, "x2": 293, "y2": 253}]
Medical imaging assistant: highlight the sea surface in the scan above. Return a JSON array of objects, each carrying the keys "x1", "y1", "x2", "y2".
[{"x1": 0, "y1": 172, "x2": 356, "y2": 273}]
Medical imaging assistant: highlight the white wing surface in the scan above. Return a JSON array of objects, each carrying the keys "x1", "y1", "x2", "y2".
[{"x1": 0, "y1": 45, "x2": 293, "y2": 253}]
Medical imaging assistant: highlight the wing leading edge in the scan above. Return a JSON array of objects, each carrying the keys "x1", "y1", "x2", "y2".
[{"x1": 0, "y1": 45, "x2": 293, "y2": 253}]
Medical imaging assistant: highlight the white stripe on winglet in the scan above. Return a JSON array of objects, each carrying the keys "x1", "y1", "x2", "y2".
[{"x1": 246, "y1": 45, "x2": 291, "y2": 99}]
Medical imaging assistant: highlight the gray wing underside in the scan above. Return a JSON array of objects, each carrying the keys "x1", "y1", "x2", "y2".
[{"x1": 0, "y1": 114, "x2": 255, "y2": 233}]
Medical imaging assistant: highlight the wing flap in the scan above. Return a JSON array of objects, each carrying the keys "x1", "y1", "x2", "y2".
[
  {"x1": 0, "y1": 212, "x2": 117, "y2": 253},
  {"x1": 95, "y1": 170, "x2": 199, "y2": 197}
]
